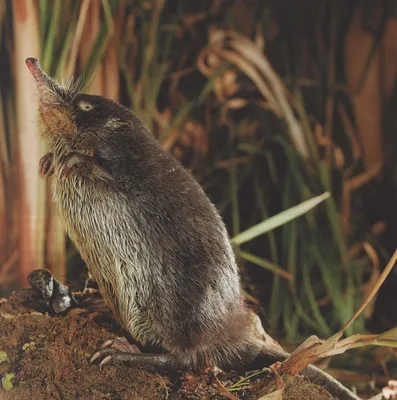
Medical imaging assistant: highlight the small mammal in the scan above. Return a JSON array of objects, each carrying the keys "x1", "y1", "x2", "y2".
[{"x1": 26, "y1": 57, "x2": 360, "y2": 400}]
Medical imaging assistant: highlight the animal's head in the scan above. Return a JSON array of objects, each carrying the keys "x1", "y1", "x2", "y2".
[{"x1": 25, "y1": 58, "x2": 133, "y2": 148}]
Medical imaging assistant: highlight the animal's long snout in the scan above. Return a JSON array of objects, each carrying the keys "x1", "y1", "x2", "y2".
[
  {"x1": 25, "y1": 57, "x2": 62, "y2": 104},
  {"x1": 26, "y1": 58, "x2": 51, "y2": 91},
  {"x1": 25, "y1": 58, "x2": 44, "y2": 81}
]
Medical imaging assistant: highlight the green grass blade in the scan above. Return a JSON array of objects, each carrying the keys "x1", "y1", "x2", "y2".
[
  {"x1": 238, "y1": 251, "x2": 292, "y2": 280},
  {"x1": 41, "y1": 0, "x2": 62, "y2": 73},
  {"x1": 302, "y1": 261, "x2": 332, "y2": 336},
  {"x1": 231, "y1": 192, "x2": 330, "y2": 245},
  {"x1": 39, "y1": 0, "x2": 49, "y2": 45},
  {"x1": 54, "y1": 1, "x2": 80, "y2": 79},
  {"x1": 254, "y1": 175, "x2": 278, "y2": 263}
]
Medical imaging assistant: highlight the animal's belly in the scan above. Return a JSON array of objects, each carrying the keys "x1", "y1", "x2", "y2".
[
  {"x1": 52, "y1": 178, "x2": 148, "y2": 339},
  {"x1": 53, "y1": 178, "x2": 137, "y2": 255}
]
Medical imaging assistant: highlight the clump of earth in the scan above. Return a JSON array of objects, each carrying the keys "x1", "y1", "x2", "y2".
[{"x1": 0, "y1": 288, "x2": 339, "y2": 399}]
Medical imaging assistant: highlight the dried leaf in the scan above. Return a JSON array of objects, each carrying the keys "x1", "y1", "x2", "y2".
[
  {"x1": 258, "y1": 389, "x2": 283, "y2": 400},
  {"x1": 361, "y1": 242, "x2": 380, "y2": 319}
]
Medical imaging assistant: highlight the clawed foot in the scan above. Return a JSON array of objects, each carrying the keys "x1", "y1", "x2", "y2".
[
  {"x1": 83, "y1": 276, "x2": 99, "y2": 293},
  {"x1": 58, "y1": 152, "x2": 88, "y2": 179},
  {"x1": 39, "y1": 151, "x2": 111, "y2": 180},
  {"x1": 90, "y1": 337, "x2": 189, "y2": 371},
  {"x1": 90, "y1": 337, "x2": 141, "y2": 366},
  {"x1": 58, "y1": 152, "x2": 111, "y2": 180},
  {"x1": 39, "y1": 152, "x2": 54, "y2": 178}
]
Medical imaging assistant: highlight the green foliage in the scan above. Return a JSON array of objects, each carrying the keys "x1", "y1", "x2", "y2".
[
  {"x1": 1, "y1": 0, "x2": 383, "y2": 342},
  {"x1": 231, "y1": 193, "x2": 330, "y2": 245},
  {"x1": 1, "y1": 373, "x2": 14, "y2": 391},
  {"x1": 0, "y1": 351, "x2": 9, "y2": 364},
  {"x1": 22, "y1": 341, "x2": 36, "y2": 352}
]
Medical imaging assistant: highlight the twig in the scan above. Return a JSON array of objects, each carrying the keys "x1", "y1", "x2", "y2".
[{"x1": 212, "y1": 373, "x2": 239, "y2": 400}]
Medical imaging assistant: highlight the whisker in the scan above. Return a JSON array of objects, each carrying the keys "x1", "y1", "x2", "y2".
[
  {"x1": 69, "y1": 75, "x2": 77, "y2": 91},
  {"x1": 67, "y1": 75, "x2": 74, "y2": 91},
  {"x1": 69, "y1": 75, "x2": 83, "y2": 99},
  {"x1": 80, "y1": 70, "x2": 96, "y2": 93},
  {"x1": 75, "y1": 74, "x2": 85, "y2": 92}
]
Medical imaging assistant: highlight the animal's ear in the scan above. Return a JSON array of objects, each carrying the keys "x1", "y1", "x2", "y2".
[
  {"x1": 77, "y1": 100, "x2": 95, "y2": 111},
  {"x1": 104, "y1": 118, "x2": 129, "y2": 129}
]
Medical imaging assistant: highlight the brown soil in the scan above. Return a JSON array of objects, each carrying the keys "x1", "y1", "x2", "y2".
[{"x1": 0, "y1": 289, "x2": 337, "y2": 400}]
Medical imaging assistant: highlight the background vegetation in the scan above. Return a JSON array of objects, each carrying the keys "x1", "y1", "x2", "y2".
[{"x1": 1, "y1": 0, "x2": 397, "y2": 357}]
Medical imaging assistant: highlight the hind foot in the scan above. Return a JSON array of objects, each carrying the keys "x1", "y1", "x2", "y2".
[
  {"x1": 90, "y1": 337, "x2": 190, "y2": 372},
  {"x1": 99, "y1": 352, "x2": 190, "y2": 372},
  {"x1": 90, "y1": 336, "x2": 140, "y2": 365}
]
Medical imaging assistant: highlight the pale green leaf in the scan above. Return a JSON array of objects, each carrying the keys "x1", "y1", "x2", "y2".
[
  {"x1": 231, "y1": 192, "x2": 330, "y2": 245},
  {"x1": 377, "y1": 326, "x2": 397, "y2": 340},
  {"x1": 0, "y1": 351, "x2": 9, "y2": 363},
  {"x1": 2, "y1": 373, "x2": 14, "y2": 391},
  {"x1": 238, "y1": 251, "x2": 292, "y2": 280}
]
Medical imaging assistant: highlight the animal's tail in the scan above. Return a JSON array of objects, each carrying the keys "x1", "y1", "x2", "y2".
[
  {"x1": 302, "y1": 363, "x2": 361, "y2": 400},
  {"x1": 195, "y1": 309, "x2": 361, "y2": 400},
  {"x1": 232, "y1": 339, "x2": 361, "y2": 400}
]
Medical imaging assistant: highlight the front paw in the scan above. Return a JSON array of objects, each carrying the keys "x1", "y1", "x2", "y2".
[
  {"x1": 58, "y1": 152, "x2": 84, "y2": 179},
  {"x1": 58, "y1": 152, "x2": 111, "y2": 181},
  {"x1": 39, "y1": 152, "x2": 54, "y2": 178}
]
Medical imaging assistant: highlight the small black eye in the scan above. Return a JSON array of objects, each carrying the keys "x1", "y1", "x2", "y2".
[{"x1": 78, "y1": 100, "x2": 94, "y2": 111}]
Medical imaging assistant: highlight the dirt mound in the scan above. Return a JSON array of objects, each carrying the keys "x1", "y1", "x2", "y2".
[{"x1": 0, "y1": 289, "x2": 335, "y2": 400}]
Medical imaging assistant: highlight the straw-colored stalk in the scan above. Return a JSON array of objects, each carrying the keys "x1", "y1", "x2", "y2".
[
  {"x1": 345, "y1": 4, "x2": 397, "y2": 173},
  {"x1": 0, "y1": 97, "x2": 8, "y2": 269},
  {"x1": 0, "y1": 2, "x2": 7, "y2": 272},
  {"x1": 103, "y1": 38, "x2": 119, "y2": 101},
  {"x1": 80, "y1": 0, "x2": 104, "y2": 95},
  {"x1": 12, "y1": 0, "x2": 43, "y2": 285}
]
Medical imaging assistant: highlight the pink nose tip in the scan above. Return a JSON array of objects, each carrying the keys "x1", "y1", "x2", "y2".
[
  {"x1": 25, "y1": 57, "x2": 44, "y2": 81},
  {"x1": 25, "y1": 57, "x2": 39, "y2": 66}
]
